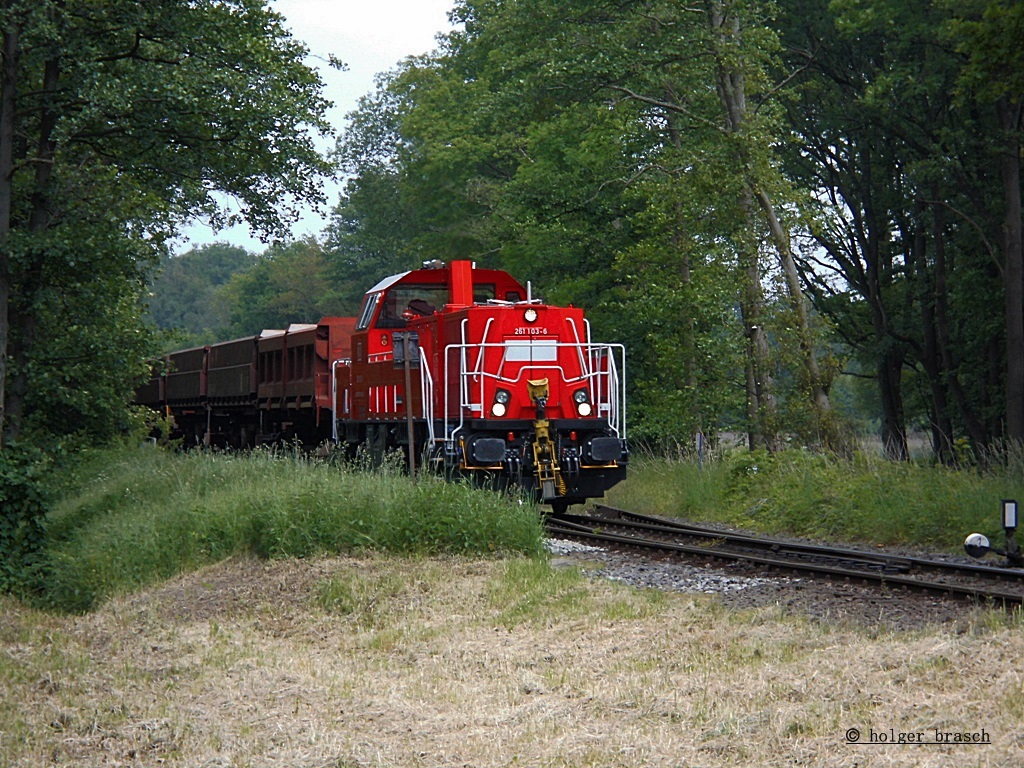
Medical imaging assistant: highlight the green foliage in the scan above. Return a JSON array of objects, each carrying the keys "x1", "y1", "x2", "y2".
[
  {"x1": 1, "y1": 0, "x2": 334, "y2": 445},
  {"x1": 216, "y1": 238, "x2": 351, "y2": 336},
  {"x1": 331, "y1": 0, "x2": 802, "y2": 444},
  {"x1": 42, "y1": 0, "x2": 335, "y2": 233},
  {"x1": 942, "y1": 0, "x2": 1024, "y2": 104},
  {"x1": 0, "y1": 445, "x2": 51, "y2": 594},
  {"x1": 146, "y1": 243, "x2": 256, "y2": 346},
  {"x1": 324, "y1": 0, "x2": 1019, "y2": 453},
  {"x1": 324, "y1": 170, "x2": 418, "y2": 315},
  {"x1": 775, "y1": 0, "x2": 1018, "y2": 455},
  {"x1": 610, "y1": 449, "x2": 1024, "y2": 550},
  {"x1": 35, "y1": 446, "x2": 545, "y2": 612},
  {"x1": 21, "y1": 258, "x2": 157, "y2": 443}
]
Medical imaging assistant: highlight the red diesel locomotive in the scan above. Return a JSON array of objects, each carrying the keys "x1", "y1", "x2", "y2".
[{"x1": 137, "y1": 260, "x2": 627, "y2": 510}]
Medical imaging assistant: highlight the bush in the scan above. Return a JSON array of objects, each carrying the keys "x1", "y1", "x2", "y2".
[{"x1": 0, "y1": 445, "x2": 51, "y2": 594}]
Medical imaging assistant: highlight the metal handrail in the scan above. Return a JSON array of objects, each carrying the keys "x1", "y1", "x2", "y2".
[
  {"x1": 435, "y1": 340, "x2": 625, "y2": 445},
  {"x1": 331, "y1": 358, "x2": 352, "y2": 442},
  {"x1": 419, "y1": 355, "x2": 436, "y2": 444}
]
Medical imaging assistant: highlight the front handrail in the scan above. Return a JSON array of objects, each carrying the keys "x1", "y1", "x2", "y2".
[{"x1": 428, "y1": 340, "x2": 625, "y2": 450}]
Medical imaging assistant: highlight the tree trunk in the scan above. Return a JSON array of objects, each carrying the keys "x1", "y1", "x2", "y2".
[
  {"x1": 996, "y1": 96, "x2": 1024, "y2": 445},
  {"x1": 911, "y1": 200, "x2": 954, "y2": 463},
  {"x1": 930, "y1": 197, "x2": 988, "y2": 454},
  {"x1": 857, "y1": 145, "x2": 909, "y2": 461},
  {"x1": 710, "y1": 0, "x2": 778, "y2": 452},
  {"x1": 739, "y1": 189, "x2": 779, "y2": 451},
  {"x1": 754, "y1": 186, "x2": 846, "y2": 453},
  {"x1": 0, "y1": 26, "x2": 19, "y2": 448},
  {"x1": 879, "y1": 347, "x2": 909, "y2": 460},
  {"x1": 665, "y1": 101, "x2": 699, "y2": 442}
]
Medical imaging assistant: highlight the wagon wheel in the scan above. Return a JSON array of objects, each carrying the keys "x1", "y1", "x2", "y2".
[{"x1": 548, "y1": 499, "x2": 570, "y2": 515}]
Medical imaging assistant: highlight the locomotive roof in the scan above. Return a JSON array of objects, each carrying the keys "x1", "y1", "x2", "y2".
[
  {"x1": 364, "y1": 263, "x2": 526, "y2": 298},
  {"x1": 365, "y1": 271, "x2": 411, "y2": 294}
]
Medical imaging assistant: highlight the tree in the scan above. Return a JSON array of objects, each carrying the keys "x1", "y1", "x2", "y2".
[
  {"x1": 148, "y1": 243, "x2": 256, "y2": 345},
  {"x1": 218, "y1": 238, "x2": 343, "y2": 336},
  {"x1": 945, "y1": 0, "x2": 1024, "y2": 445},
  {"x1": 0, "y1": 0, "x2": 334, "y2": 445},
  {"x1": 777, "y1": 0, "x2": 1020, "y2": 459}
]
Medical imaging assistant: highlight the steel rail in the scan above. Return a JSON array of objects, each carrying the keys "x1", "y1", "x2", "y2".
[
  {"x1": 546, "y1": 507, "x2": 1024, "y2": 605},
  {"x1": 592, "y1": 503, "x2": 1024, "y2": 583},
  {"x1": 573, "y1": 510, "x2": 913, "y2": 572}
]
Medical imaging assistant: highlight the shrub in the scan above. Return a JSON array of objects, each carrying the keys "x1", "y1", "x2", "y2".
[{"x1": 0, "y1": 445, "x2": 51, "y2": 595}]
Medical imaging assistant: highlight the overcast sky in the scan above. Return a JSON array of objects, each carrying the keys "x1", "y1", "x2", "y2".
[{"x1": 174, "y1": 0, "x2": 457, "y2": 253}]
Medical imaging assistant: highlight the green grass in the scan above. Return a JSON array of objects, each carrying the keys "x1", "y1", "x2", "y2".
[
  {"x1": 485, "y1": 558, "x2": 666, "y2": 628},
  {"x1": 605, "y1": 448, "x2": 1024, "y2": 551},
  {"x1": 315, "y1": 570, "x2": 406, "y2": 625},
  {"x1": 36, "y1": 446, "x2": 545, "y2": 612}
]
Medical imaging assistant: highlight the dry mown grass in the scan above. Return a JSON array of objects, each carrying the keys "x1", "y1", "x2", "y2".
[{"x1": 2, "y1": 555, "x2": 1024, "y2": 767}]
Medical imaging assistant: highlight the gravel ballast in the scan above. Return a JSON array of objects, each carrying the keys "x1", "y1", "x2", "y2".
[{"x1": 546, "y1": 537, "x2": 981, "y2": 630}]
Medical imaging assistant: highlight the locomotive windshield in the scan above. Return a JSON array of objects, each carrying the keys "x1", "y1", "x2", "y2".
[
  {"x1": 356, "y1": 281, "x2": 502, "y2": 330},
  {"x1": 356, "y1": 293, "x2": 380, "y2": 330},
  {"x1": 375, "y1": 285, "x2": 451, "y2": 329}
]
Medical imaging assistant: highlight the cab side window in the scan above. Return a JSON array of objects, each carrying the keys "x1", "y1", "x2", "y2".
[{"x1": 356, "y1": 293, "x2": 381, "y2": 330}]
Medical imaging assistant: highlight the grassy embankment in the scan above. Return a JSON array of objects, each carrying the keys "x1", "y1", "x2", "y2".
[
  {"x1": 5, "y1": 444, "x2": 1024, "y2": 765},
  {"x1": 36, "y1": 446, "x2": 545, "y2": 613},
  {"x1": 607, "y1": 447, "x2": 1024, "y2": 551},
  {"x1": 26, "y1": 443, "x2": 1024, "y2": 613}
]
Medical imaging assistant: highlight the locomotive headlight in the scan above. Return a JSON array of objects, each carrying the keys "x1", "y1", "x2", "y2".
[
  {"x1": 573, "y1": 389, "x2": 592, "y2": 416},
  {"x1": 492, "y1": 389, "x2": 511, "y2": 417},
  {"x1": 524, "y1": 308, "x2": 538, "y2": 323}
]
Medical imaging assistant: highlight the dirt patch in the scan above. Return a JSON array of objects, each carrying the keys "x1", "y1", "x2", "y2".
[
  {"x1": 128, "y1": 556, "x2": 337, "y2": 624},
  {"x1": 3, "y1": 554, "x2": 1023, "y2": 767}
]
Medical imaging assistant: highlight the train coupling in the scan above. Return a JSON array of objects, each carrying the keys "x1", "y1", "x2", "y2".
[{"x1": 527, "y1": 378, "x2": 565, "y2": 501}]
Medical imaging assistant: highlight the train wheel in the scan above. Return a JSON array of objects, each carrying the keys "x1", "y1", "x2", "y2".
[{"x1": 549, "y1": 499, "x2": 570, "y2": 515}]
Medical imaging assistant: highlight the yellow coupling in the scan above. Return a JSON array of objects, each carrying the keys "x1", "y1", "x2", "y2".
[{"x1": 527, "y1": 378, "x2": 562, "y2": 500}]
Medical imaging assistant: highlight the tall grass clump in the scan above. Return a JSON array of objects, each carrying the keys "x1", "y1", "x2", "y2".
[
  {"x1": 608, "y1": 447, "x2": 1024, "y2": 551},
  {"x1": 38, "y1": 446, "x2": 544, "y2": 612},
  {"x1": 605, "y1": 449, "x2": 730, "y2": 520}
]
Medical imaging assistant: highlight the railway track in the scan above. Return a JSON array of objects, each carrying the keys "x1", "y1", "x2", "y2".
[{"x1": 546, "y1": 503, "x2": 1024, "y2": 606}]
